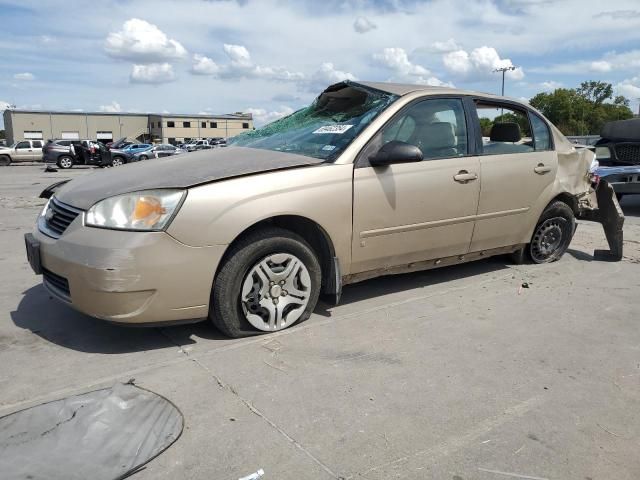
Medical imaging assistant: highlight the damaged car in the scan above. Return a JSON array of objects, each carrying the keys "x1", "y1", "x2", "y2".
[{"x1": 25, "y1": 81, "x2": 620, "y2": 337}]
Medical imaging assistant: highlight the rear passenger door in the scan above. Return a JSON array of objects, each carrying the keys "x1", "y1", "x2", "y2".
[
  {"x1": 31, "y1": 140, "x2": 43, "y2": 161},
  {"x1": 469, "y1": 100, "x2": 557, "y2": 252},
  {"x1": 351, "y1": 97, "x2": 481, "y2": 274}
]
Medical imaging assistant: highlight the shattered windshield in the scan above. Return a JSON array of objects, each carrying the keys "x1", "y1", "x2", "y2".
[{"x1": 229, "y1": 82, "x2": 398, "y2": 161}]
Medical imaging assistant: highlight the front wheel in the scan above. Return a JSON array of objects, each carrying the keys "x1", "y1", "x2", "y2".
[
  {"x1": 57, "y1": 156, "x2": 73, "y2": 169},
  {"x1": 111, "y1": 156, "x2": 125, "y2": 167},
  {"x1": 0, "y1": 155, "x2": 11, "y2": 166},
  {"x1": 210, "y1": 227, "x2": 321, "y2": 338},
  {"x1": 528, "y1": 201, "x2": 575, "y2": 264}
]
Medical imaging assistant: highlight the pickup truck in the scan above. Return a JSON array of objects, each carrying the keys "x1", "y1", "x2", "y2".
[{"x1": 0, "y1": 140, "x2": 44, "y2": 165}]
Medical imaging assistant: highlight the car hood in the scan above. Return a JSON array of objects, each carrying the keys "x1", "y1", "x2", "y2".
[{"x1": 55, "y1": 146, "x2": 324, "y2": 210}]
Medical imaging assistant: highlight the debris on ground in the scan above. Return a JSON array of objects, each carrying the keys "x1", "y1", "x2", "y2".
[{"x1": 239, "y1": 468, "x2": 265, "y2": 480}]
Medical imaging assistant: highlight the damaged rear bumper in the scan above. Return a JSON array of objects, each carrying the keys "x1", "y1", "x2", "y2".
[{"x1": 577, "y1": 179, "x2": 624, "y2": 261}]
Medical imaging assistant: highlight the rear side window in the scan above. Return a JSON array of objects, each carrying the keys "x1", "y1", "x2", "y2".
[
  {"x1": 530, "y1": 114, "x2": 552, "y2": 151},
  {"x1": 58, "y1": 141, "x2": 71, "y2": 146},
  {"x1": 476, "y1": 103, "x2": 533, "y2": 155},
  {"x1": 32, "y1": 141, "x2": 42, "y2": 148}
]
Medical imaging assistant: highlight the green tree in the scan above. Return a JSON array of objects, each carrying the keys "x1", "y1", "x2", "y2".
[
  {"x1": 530, "y1": 81, "x2": 633, "y2": 135},
  {"x1": 479, "y1": 118, "x2": 493, "y2": 137}
]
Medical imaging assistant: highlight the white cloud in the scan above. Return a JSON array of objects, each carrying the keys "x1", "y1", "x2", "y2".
[
  {"x1": 14, "y1": 72, "x2": 35, "y2": 81},
  {"x1": 372, "y1": 47, "x2": 450, "y2": 86},
  {"x1": 429, "y1": 38, "x2": 461, "y2": 53},
  {"x1": 105, "y1": 18, "x2": 187, "y2": 62},
  {"x1": 223, "y1": 44, "x2": 252, "y2": 67},
  {"x1": 443, "y1": 46, "x2": 524, "y2": 80},
  {"x1": 245, "y1": 106, "x2": 295, "y2": 126},
  {"x1": 374, "y1": 47, "x2": 429, "y2": 76},
  {"x1": 40, "y1": 35, "x2": 55, "y2": 44},
  {"x1": 540, "y1": 80, "x2": 562, "y2": 91},
  {"x1": 130, "y1": 63, "x2": 176, "y2": 84},
  {"x1": 0, "y1": 100, "x2": 12, "y2": 111},
  {"x1": 191, "y1": 45, "x2": 304, "y2": 82},
  {"x1": 615, "y1": 77, "x2": 640, "y2": 99},
  {"x1": 353, "y1": 17, "x2": 376, "y2": 34},
  {"x1": 191, "y1": 54, "x2": 221, "y2": 75},
  {"x1": 99, "y1": 101, "x2": 122, "y2": 113},
  {"x1": 590, "y1": 60, "x2": 612, "y2": 72},
  {"x1": 308, "y1": 62, "x2": 356, "y2": 91}
]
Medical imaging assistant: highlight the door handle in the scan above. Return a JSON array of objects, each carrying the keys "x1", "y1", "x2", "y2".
[
  {"x1": 534, "y1": 163, "x2": 551, "y2": 174},
  {"x1": 453, "y1": 170, "x2": 478, "y2": 183}
]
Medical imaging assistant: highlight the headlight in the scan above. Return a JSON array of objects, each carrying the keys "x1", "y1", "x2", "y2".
[
  {"x1": 85, "y1": 189, "x2": 186, "y2": 231},
  {"x1": 595, "y1": 146, "x2": 611, "y2": 160}
]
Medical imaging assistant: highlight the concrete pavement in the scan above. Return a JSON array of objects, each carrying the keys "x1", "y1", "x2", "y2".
[{"x1": 1, "y1": 165, "x2": 639, "y2": 479}]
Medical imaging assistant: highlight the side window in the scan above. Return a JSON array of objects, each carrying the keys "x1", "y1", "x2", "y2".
[
  {"x1": 16, "y1": 141, "x2": 30, "y2": 149},
  {"x1": 476, "y1": 103, "x2": 533, "y2": 155},
  {"x1": 167, "y1": 121, "x2": 175, "y2": 128},
  {"x1": 530, "y1": 114, "x2": 551, "y2": 151},
  {"x1": 58, "y1": 141, "x2": 71, "y2": 146},
  {"x1": 361, "y1": 98, "x2": 468, "y2": 165},
  {"x1": 32, "y1": 141, "x2": 42, "y2": 148}
]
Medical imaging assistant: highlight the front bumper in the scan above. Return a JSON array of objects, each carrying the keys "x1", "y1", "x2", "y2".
[
  {"x1": 596, "y1": 166, "x2": 640, "y2": 195},
  {"x1": 31, "y1": 218, "x2": 227, "y2": 324}
]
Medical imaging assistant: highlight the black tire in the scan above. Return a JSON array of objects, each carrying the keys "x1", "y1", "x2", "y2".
[
  {"x1": 139, "y1": 155, "x2": 148, "y2": 160},
  {"x1": 528, "y1": 201, "x2": 575, "y2": 264},
  {"x1": 56, "y1": 156, "x2": 73, "y2": 169},
  {"x1": 210, "y1": 227, "x2": 321, "y2": 338},
  {"x1": 0, "y1": 155, "x2": 11, "y2": 166}
]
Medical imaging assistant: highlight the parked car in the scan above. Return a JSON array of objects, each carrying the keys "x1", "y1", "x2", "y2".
[
  {"x1": 109, "y1": 144, "x2": 152, "y2": 166},
  {"x1": 43, "y1": 139, "x2": 111, "y2": 169},
  {"x1": 593, "y1": 118, "x2": 640, "y2": 200},
  {"x1": 132, "y1": 144, "x2": 187, "y2": 160},
  {"x1": 185, "y1": 139, "x2": 211, "y2": 152},
  {"x1": 207, "y1": 137, "x2": 227, "y2": 147},
  {"x1": 0, "y1": 139, "x2": 44, "y2": 165},
  {"x1": 106, "y1": 138, "x2": 133, "y2": 150},
  {"x1": 26, "y1": 81, "x2": 613, "y2": 337}
]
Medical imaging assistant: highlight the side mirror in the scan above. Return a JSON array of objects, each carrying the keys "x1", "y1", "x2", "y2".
[{"x1": 369, "y1": 141, "x2": 423, "y2": 167}]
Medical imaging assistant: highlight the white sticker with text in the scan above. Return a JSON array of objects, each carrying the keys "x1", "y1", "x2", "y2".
[{"x1": 312, "y1": 125, "x2": 354, "y2": 134}]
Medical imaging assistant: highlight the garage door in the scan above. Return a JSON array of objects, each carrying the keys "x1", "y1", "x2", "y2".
[
  {"x1": 97, "y1": 131, "x2": 113, "y2": 140},
  {"x1": 61, "y1": 131, "x2": 80, "y2": 140},
  {"x1": 24, "y1": 131, "x2": 43, "y2": 139}
]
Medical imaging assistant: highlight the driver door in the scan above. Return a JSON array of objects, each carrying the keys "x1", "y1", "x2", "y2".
[{"x1": 351, "y1": 97, "x2": 481, "y2": 274}]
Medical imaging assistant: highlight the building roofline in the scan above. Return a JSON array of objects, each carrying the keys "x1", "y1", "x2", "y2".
[{"x1": 4, "y1": 109, "x2": 252, "y2": 120}]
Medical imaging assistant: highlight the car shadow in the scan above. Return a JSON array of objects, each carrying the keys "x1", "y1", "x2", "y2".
[
  {"x1": 315, "y1": 256, "x2": 511, "y2": 316},
  {"x1": 10, "y1": 284, "x2": 224, "y2": 355}
]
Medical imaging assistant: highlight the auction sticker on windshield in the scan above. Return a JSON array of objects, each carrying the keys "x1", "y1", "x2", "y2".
[{"x1": 313, "y1": 125, "x2": 354, "y2": 134}]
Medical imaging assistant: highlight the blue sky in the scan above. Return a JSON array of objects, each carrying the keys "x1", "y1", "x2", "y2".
[{"x1": 2, "y1": 0, "x2": 640, "y2": 128}]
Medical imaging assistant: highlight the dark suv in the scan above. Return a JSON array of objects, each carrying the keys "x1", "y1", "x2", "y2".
[
  {"x1": 594, "y1": 118, "x2": 640, "y2": 200},
  {"x1": 43, "y1": 139, "x2": 111, "y2": 169}
]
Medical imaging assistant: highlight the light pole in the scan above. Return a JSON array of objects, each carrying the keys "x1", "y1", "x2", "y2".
[{"x1": 493, "y1": 66, "x2": 517, "y2": 96}]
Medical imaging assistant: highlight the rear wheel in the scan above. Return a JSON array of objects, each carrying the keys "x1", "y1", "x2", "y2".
[
  {"x1": 0, "y1": 155, "x2": 10, "y2": 166},
  {"x1": 57, "y1": 156, "x2": 73, "y2": 169},
  {"x1": 210, "y1": 227, "x2": 321, "y2": 338},
  {"x1": 528, "y1": 201, "x2": 575, "y2": 264},
  {"x1": 139, "y1": 155, "x2": 148, "y2": 160}
]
